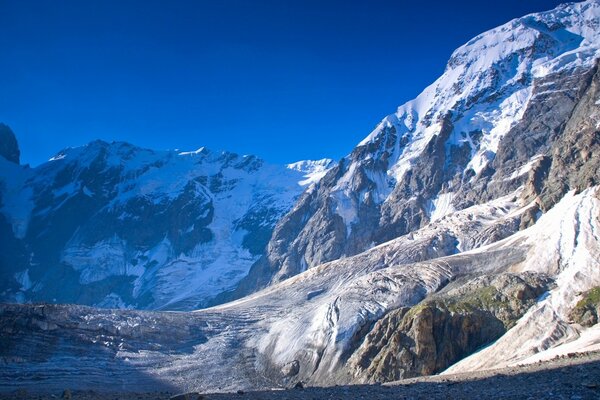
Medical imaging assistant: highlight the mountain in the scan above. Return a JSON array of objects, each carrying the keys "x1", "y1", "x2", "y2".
[
  {"x1": 222, "y1": 0, "x2": 600, "y2": 302},
  {"x1": 1, "y1": 0, "x2": 600, "y2": 394},
  {"x1": 0, "y1": 137, "x2": 332, "y2": 310}
]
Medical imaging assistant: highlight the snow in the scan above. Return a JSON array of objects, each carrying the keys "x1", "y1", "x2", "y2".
[
  {"x1": 332, "y1": 190, "x2": 358, "y2": 236},
  {"x1": 151, "y1": 196, "x2": 259, "y2": 309},
  {"x1": 3, "y1": 1, "x2": 600, "y2": 391},
  {"x1": 518, "y1": 188, "x2": 600, "y2": 282},
  {"x1": 178, "y1": 147, "x2": 206, "y2": 156},
  {"x1": 61, "y1": 235, "x2": 136, "y2": 285},
  {"x1": 463, "y1": 87, "x2": 532, "y2": 176},
  {"x1": 329, "y1": 162, "x2": 365, "y2": 235},
  {"x1": 82, "y1": 186, "x2": 94, "y2": 197},
  {"x1": 427, "y1": 192, "x2": 455, "y2": 222},
  {"x1": 287, "y1": 158, "x2": 334, "y2": 186},
  {"x1": 2, "y1": 136, "x2": 337, "y2": 309},
  {"x1": 365, "y1": 169, "x2": 394, "y2": 203},
  {"x1": 48, "y1": 153, "x2": 66, "y2": 161},
  {"x1": 3, "y1": 188, "x2": 597, "y2": 392},
  {"x1": 515, "y1": 325, "x2": 600, "y2": 365},
  {"x1": 507, "y1": 154, "x2": 544, "y2": 180},
  {"x1": 214, "y1": 189, "x2": 527, "y2": 383}
]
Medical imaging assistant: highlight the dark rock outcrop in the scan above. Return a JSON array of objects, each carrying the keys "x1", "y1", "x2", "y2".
[
  {"x1": 349, "y1": 273, "x2": 553, "y2": 382},
  {"x1": 539, "y1": 60, "x2": 600, "y2": 211},
  {"x1": 0, "y1": 123, "x2": 20, "y2": 164}
]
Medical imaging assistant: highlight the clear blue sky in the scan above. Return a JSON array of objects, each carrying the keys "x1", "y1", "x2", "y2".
[{"x1": 0, "y1": 0, "x2": 569, "y2": 166}]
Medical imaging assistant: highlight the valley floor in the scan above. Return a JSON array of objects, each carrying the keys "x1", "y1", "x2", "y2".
[{"x1": 3, "y1": 351, "x2": 600, "y2": 400}]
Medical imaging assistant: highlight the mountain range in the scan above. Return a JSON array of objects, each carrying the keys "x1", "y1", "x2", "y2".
[
  {"x1": 1, "y1": 0, "x2": 599, "y2": 394},
  {"x1": 0, "y1": 128, "x2": 333, "y2": 310}
]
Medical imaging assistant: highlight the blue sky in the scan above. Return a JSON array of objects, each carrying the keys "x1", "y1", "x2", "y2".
[{"x1": 0, "y1": 0, "x2": 568, "y2": 166}]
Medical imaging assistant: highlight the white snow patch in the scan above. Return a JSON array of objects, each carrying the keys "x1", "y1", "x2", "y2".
[
  {"x1": 515, "y1": 325, "x2": 600, "y2": 365},
  {"x1": 507, "y1": 154, "x2": 544, "y2": 180},
  {"x1": 428, "y1": 192, "x2": 455, "y2": 222},
  {"x1": 463, "y1": 87, "x2": 533, "y2": 176},
  {"x1": 82, "y1": 186, "x2": 94, "y2": 197},
  {"x1": 61, "y1": 236, "x2": 143, "y2": 285},
  {"x1": 287, "y1": 159, "x2": 334, "y2": 186},
  {"x1": 178, "y1": 147, "x2": 206, "y2": 156},
  {"x1": 332, "y1": 191, "x2": 357, "y2": 236},
  {"x1": 48, "y1": 153, "x2": 67, "y2": 161}
]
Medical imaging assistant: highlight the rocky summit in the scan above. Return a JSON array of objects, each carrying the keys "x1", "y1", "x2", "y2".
[{"x1": 1, "y1": 0, "x2": 600, "y2": 396}]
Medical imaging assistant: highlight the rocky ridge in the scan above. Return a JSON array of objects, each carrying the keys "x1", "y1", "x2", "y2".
[{"x1": 348, "y1": 272, "x2": 555, "y2": 382}]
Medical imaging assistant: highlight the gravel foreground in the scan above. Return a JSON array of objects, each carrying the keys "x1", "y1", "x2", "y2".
[{"x1": 2, "y1": 352, "x2": 600, "y2": 400}]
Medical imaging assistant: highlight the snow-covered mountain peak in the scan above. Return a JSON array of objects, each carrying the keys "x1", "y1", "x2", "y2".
[
  {"x1": 1, "y1": 136, "x2": 334, "y2": 310},
  {"x1": 448, "y1": 0, "x2": 600, "y2": 77},
  {"x1": 355, "y1": 0, "x2": 600, "y2": 189}
]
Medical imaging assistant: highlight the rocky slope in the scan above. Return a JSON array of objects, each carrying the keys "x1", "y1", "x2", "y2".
[
  {"x1": 348, "y1": 272, "x2": 554, "y2": 382},
  {"x1": 0, "y1": 134, "x2": 332, "y2": 310}
]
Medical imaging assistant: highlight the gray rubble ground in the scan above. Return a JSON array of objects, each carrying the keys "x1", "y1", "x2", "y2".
[{"x1": 2, "y1": 351, "x2": 599, "y2": 400}]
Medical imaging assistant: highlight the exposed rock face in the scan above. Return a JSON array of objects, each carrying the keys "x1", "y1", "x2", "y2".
[
  {"x1": 227, "y1": 0, "x2": 600, "y2": 302},
  {"x1": 539, "y1": 61, "x2": 600, "y2": 211},
  {"x1": 0, "y1": 123, "x2": 20, "y2": 164},
  {"x1": 350, "y1": 306, "x2": 504, "y2": 382},
  {"x1": 0, "y1": 141, "x2": 329, "y2": 310},
  {"x1": 569, "y1": 287, "x2": 600, "y2": 327},
  {"x1": 348, "y1": 273, "x2": 554, "y2": 382}
]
